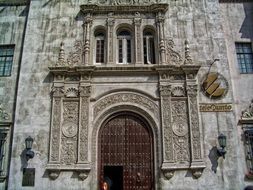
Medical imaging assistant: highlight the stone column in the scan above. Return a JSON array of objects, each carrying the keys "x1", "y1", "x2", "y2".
[
  {"x1": 107, "y1": 17, "x2": 115, "y2": 65},
  {"x1": 134, "y1": 13, "x2": 142, "y2": 65},
  {"x1": 49, "y1": 85, "x2": 64, "y2": 163},
  {"x1": 83, "y1": 14, "x2": 93, "y2": 65},
  {"x1": 77, "y1": 83, "x2": 91, "y2": 163},
  {"x1": 156, "y1": 12, "x2": 166, "y2": 65}
]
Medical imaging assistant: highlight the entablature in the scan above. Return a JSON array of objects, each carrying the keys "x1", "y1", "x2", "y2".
[{"x1": 80, "y1": 3, "x2": 168, "y2": 14}]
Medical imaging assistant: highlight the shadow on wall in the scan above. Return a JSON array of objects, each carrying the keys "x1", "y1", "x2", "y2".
[
  {"x1": 208, "y1": 146, "x2": 220, "y2": 173},
  {"x1": 240, "y1": 3, "x2": 253, "y2": 40}
]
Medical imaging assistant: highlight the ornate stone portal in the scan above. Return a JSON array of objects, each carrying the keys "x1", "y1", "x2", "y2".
[{"x1": 47, "y1": 1, "x2": 205, "y2": 182}]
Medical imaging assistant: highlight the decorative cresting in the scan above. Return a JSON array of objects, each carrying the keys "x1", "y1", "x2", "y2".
[
  {"x1": 93, "y1": 92, "x2": 159, "y2": 120},
  {"x1": 159, "y1": 40, "x2": 205, "y2": 180},
  {"x1": 46, "y1": 72, "x2": 91, "y2": 180}
]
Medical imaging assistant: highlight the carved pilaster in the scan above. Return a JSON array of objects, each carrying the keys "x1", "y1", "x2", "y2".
[
  {"x1": 107, "y1": 17, "x2": 115, "y2": 64},
  {"x1": 134, "y1": 12, "x2": 142, "y2": 64},
  {"x1": 159, "y1": 85, "x2": 174, "y2": 162},
  {"x1": 186, "y1": 84, "x2": 205, "y2": 173},
  {"x1": 83, "y1": 14, "x2": 93, "y2": 65},
  {"x1": 156, "y1": 12, "x2": 166, "y2": 64},
  {"x1": 49, "y1": 86, "x2": 64, "y2": 163},
  {"x1": 78, "y1": 85, "x2": 91, "y2": 163}
]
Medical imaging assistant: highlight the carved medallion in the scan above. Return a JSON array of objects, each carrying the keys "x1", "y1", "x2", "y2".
[
  {"x1": 172, "y1": 122, "x2": 188, "y2": 137},
  {"x1": 62, "y1": 121, "x2": 78, "y2": 138}
]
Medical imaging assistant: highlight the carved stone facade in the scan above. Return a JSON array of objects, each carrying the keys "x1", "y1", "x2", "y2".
[
  {"x1": 47, "y1": 3, "x2": 205, "y2": 184},
  {"x1": 4, "y1": 0, "x2": 251, "y2": 190}
]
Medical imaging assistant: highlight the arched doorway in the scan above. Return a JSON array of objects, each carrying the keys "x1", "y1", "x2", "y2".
[{"x1": 98, "y1": 112, "x2": 154, "y2": 190}]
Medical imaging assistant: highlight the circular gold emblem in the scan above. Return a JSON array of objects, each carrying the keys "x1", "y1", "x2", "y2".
[{"x1": 201, "y1": 72, "x2": 228, "y2": 99}]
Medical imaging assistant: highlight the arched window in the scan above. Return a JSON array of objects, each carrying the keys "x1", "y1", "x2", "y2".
[
  {"x1": 95, "y1": 31, "x2": 105, "y2": 64},
  {"x1": 143, "y1": 30, "x2": 155, "y2": 64},
  {"x1": 117, "y1": 30, "x2": 132, "y2": 64}
]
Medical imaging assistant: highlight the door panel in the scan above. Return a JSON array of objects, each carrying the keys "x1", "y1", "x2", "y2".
[{"x1": 99, "y1": 114, "x2": 153, "y2": 190}]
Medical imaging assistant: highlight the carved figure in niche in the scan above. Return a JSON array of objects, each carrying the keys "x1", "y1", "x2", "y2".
[{"x1": 242, "y1": 99, "x2": 253, "y2": 118}]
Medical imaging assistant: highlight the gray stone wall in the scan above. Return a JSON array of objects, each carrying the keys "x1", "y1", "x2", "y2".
[
  {"x1": 0, "y1": 4, "x2": 27, "y2": 189},
  {"x1": 0, "y1": 5, "x2": 27, "y2": 120},
  {"x1": 220, "y1": 2, "x2": 253, "y2": 188},
  {"x1": 5, "y1": 0, "x2": 252, "y2": 189}
]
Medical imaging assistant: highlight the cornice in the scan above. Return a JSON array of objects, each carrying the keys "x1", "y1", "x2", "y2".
[{"x1": 80, "y1": 3, "x2": 168, "y2": 14}]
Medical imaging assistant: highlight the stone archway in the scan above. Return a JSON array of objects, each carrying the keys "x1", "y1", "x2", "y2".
[{"x1": 98, "y1": 112, "x2": 154, "y2": 190}]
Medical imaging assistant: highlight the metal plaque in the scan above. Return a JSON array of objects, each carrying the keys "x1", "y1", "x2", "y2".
[
  {"x1": 22, "y1": 168, "x2": 35, "y2": 186},
  {"x1": 200, "y1": 103, "x2": 232, "y2": 112}
]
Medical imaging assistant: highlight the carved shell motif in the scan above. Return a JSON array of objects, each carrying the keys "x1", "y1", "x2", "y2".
[
  {"x1": 65, "y1": 88, "x2": 79, "y2": 98},
  {"x1": 172, "y1": 86, "x2": 185, "y2": 97}
]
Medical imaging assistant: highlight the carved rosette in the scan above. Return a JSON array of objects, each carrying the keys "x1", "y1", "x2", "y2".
[{"x1": 78, "y1": 85, "x2": 91, "y2": 163}]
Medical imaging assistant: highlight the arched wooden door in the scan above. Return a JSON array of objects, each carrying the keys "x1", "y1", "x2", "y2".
[{"x1": 98, "y1": 113, "x2": 154, "y2": 190}]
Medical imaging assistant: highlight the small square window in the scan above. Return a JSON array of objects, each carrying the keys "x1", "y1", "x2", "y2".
[
  {"x1": 0, "y1": 45, "x2": 15, "y2": 77},
  {"x1": 235, "y1": 42, "x2": 253, "y2": 74}
]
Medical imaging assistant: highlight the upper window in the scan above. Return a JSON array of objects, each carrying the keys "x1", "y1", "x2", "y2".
[
  {"x1": 95, "y1": 32, "x2": 105, "y2": 64},
  {"x1": 117, "y1": 30, "x2": 132, "y2": 64},
  {"x1": 235, "y1": 42, "x2": 253, "y2": 74},
  {"x1": 0, "y1": 45, "x2": 15, "y2": 77},
  {"x1": 143, "y1": 30, "x2": 155, "y2": 64}
]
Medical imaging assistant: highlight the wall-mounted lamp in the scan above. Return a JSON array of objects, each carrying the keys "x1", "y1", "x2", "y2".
[
  {"x1": 25, "y1": 136, "x2": 34, "y2": 160},
  {"x1": 217, "y1": 133, "x2": 227, "y2": 158}
]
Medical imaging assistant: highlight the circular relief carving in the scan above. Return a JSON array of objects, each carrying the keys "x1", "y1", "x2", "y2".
[
  {"x1": 172, "y1": 122, "x2": 188, "y2": 137},
  {"x1": 62, "y1": 121, "x2": 78, "y2": 138}
]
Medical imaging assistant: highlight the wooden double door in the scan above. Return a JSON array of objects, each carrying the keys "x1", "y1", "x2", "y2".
[{"x1": 99, "y1": 113, "x2": 154, "y2": 190}]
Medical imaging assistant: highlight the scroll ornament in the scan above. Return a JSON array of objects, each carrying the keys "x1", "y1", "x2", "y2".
[{"x1": 242, "y1": 100, "x2": 253, "y2": 119}]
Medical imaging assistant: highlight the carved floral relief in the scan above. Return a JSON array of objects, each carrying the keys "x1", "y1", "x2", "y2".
[
  {"x1": 171, "y1": 100, "x2": 189, "y2": 162},
  {"x1": 94, "y1": 93, "x2": 159, "y2": 119}
]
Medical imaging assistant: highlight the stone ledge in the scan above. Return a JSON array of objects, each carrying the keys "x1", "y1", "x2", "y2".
[{"x1": 46, "y1": 163, "x2": 91, "y2": 180}]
